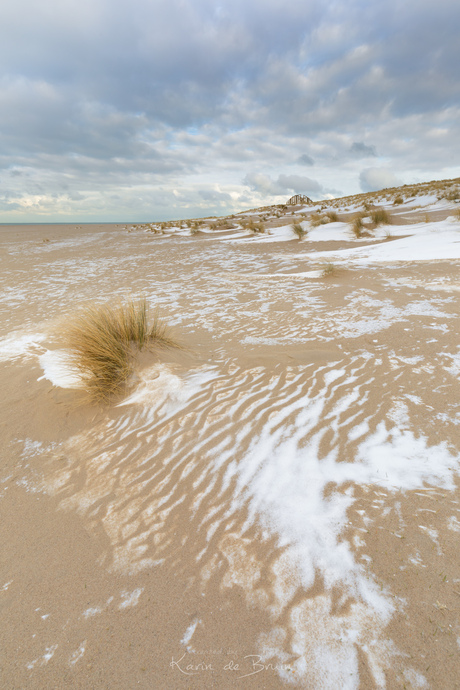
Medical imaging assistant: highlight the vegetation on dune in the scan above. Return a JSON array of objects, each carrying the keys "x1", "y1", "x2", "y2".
[
  {"x1": 321, "y1": 262, "x2": 336, "y2": 277},
  {"x1": 350, "y1": 214, "x2": 365, "y2": 238},
  {"x1": 247, "y1": 219, "x2": 265, "y2": 233},
  {"x1": 370, "y1": 208, "x2": 391, "y2": 225},
  {"x1": 64, "y1": 299, "x2": 177, "y2": 402},
  {"x1": 292, "y1": 222, "x2": 307, "y2": 240},
  {"x1": 310, "y1": 213, "x2": 330, "y2": 227}
]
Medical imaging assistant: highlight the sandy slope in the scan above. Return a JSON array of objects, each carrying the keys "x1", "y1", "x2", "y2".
[{"x1": 1, "y1": 193, "x2": 460, "y2": 689}]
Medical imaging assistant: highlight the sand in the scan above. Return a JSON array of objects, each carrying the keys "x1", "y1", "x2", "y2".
[{"x1": 1, "y1": 196, "x2": 460, "y2": 689}]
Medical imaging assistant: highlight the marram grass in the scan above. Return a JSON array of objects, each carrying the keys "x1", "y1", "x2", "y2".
[
  {"x1": 291, "y1": 222, "x2": 307, "y2": 239},
  {"x1": 64, "y1": 299, "x2": 177, "y2": 402}
]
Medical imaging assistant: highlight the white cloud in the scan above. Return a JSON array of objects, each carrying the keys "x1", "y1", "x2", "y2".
[{"x1": 359, "y1": 167, "x2": 402, "y2": 192}]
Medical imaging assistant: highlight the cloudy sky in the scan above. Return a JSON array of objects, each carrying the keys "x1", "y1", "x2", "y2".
[{"x1": 1, "y1": 0, "x2": 459, "y2": 222}]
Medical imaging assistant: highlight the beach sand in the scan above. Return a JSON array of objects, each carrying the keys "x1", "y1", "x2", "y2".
[{"x1": 1, "y1": 195, "x2": 460, "y2": 688}]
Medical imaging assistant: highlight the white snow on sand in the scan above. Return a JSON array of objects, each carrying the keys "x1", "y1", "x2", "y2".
[
  {"x1": 38, "y1": 350, "x2": 83, "y2": 388},
  {"x1": 308, "y1": 222, "x2": 460, "y2": 263}
]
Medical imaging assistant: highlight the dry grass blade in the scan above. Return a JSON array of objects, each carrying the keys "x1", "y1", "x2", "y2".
[{"x1": 64, "y1": 299, "x2": 177, "y2": 402}]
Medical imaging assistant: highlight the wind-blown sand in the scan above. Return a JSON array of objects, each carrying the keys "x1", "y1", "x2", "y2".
[{"x1": 1, "y1": 189, "x2": 460, "y2": 689}]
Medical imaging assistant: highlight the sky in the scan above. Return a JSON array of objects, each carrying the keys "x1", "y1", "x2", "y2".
[{"x1": 1, "y1": 0, "x2": 459, "y2": 222}]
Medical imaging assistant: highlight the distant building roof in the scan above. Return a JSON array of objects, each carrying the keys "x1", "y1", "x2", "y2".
[{"x1": 287, "y1": 194, "x2": 312, "y2": 205}]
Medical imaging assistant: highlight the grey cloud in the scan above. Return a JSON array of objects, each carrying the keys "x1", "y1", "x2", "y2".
[
  {"x1": 350, "y1": 142, "x2": 376, "y2": 157},
  {"x1": 297, "y1": 154, "x2": 315, "y2": 166},
  {"x1": 243, "y1": 173, "x2": 284, "y2": 196},
  {"x1": 199, "y1": 189, "x2": 232, "y2": 202},
  {"x1": 277, "y1": 175, "x2": 323, "y2": 193}
]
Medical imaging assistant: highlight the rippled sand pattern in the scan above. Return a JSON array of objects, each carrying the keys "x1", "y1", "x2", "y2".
[{"x1": 1, "y1": 222, "x2": 460, "y2": 688}]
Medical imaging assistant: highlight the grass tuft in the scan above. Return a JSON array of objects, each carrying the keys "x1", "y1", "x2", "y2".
[
  {"x1": 371, "y1": 208, "x2": 391, "y2": 226},
  {"x1": 310, "y1": 213, "x2": 329, "y2": 227},
  {"x1": 64, "y1": 299, "x2": 177, "y2": 402},
  {"x1": 292, "y1": 222, "x2": 307, "y2": 240},
  {"x1": 321, "y1": 262, "x2": 336, "y2": 277},
  {"x1": 350, "y1": 214, "x2": 365, "y2": 238},
  {"x1": 247, "y1": 219, "x2": 265, "y2": 233}
]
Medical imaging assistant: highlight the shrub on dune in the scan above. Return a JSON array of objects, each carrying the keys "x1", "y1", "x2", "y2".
[
  {"x1": 64, "y1": 299, "x2": 177, "y2": 402},
  {"x1": 292, "y1": 223, "x2": 307, "y2": 240}
]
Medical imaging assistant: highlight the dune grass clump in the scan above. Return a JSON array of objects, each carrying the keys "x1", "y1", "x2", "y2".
[
  {"x1": 310, "y1": 213, "x2": 329, "y2": 227},
  {"x1": 292, "y1": 222, "x2": 307, "y2": 240},
  {"x1": 247, "y1": 219, "x2": 265, "y2": 233},
  {"x1": 321, "y1": 262, "x2": 336, "y2": 277},
  {"x1": 371, "y1": 208, "x2": 391, "y2": 226},
  {"x1": 393, "y1": 195, "x2": 404, "y2": 205},
  {"x1": 350, "y1": 214, "x2": 365, "y2": 238},
  {"x1": 64, "y1": 299, "x2": 177, "y2": 402},
  {"x1": 325, "y1": 210, "x2": 338, "y2": 222}
]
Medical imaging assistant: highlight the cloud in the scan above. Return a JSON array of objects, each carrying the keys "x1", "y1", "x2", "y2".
[
  {"x1": 277, "y1": 174, "x2": 323, "y2": 193},
  {"x1": 350, "y1": 142, "x2": 377, "y2": 157},
  {"x1": 199, "y1": 189, "x2": 232, "y2": 202},
  {"x1": 359, "y1": 167, "x2": 402, "y2": 192},
  {"x1": 243, "y1": 173, "x2": 323, "y2": 197},
  {"x1": 0, "y1": 0, "x2": 459, "y2": 220},
  {"x1": 297, "y1": 154, "x2": 315, "y2": 166}
]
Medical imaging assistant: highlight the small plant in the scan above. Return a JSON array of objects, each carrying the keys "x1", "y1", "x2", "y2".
[
  {"x1": 326, "y1": 210, "x2": 338, "y2": 222},
  {"x1": 310, "y1": 213, "x2": 329, "y2": 227},
  {"x1": 292, "y1": 223, "x2": 307, "y2": 240},
  {"x1": 384, "y1": 228, "x2": 393, "y2": 240},
  {"x1": 393, "y1": 195, "x2": 404, "y2": 205},
  {"x1": 350, "y1": 214, "x2": 365, "y2": 238},
  {"x1": 371, "y1": 208, "x2": 390, "y2": 226},
  {"x1": 63, "y1": 299, "x2": 177, "y2": 402},
  {"x1": 321, "y1": 262, "x2": 335, "y2": 277},
  {"x1": 247, "y1": 219, "x2": 264, "y2": 233}
]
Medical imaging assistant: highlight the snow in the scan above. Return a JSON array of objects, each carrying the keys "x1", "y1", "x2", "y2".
[
  {"x1": 302, "y1": 219, "x2": 460, "y2": 263},
  {"x1": 38, "y1": 349, "x2": 83, "y2": 388}
]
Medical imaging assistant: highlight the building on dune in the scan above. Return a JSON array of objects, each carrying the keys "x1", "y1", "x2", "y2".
[{"x1": 286, "y1": 194, "x2": 313, "y2": 205}]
